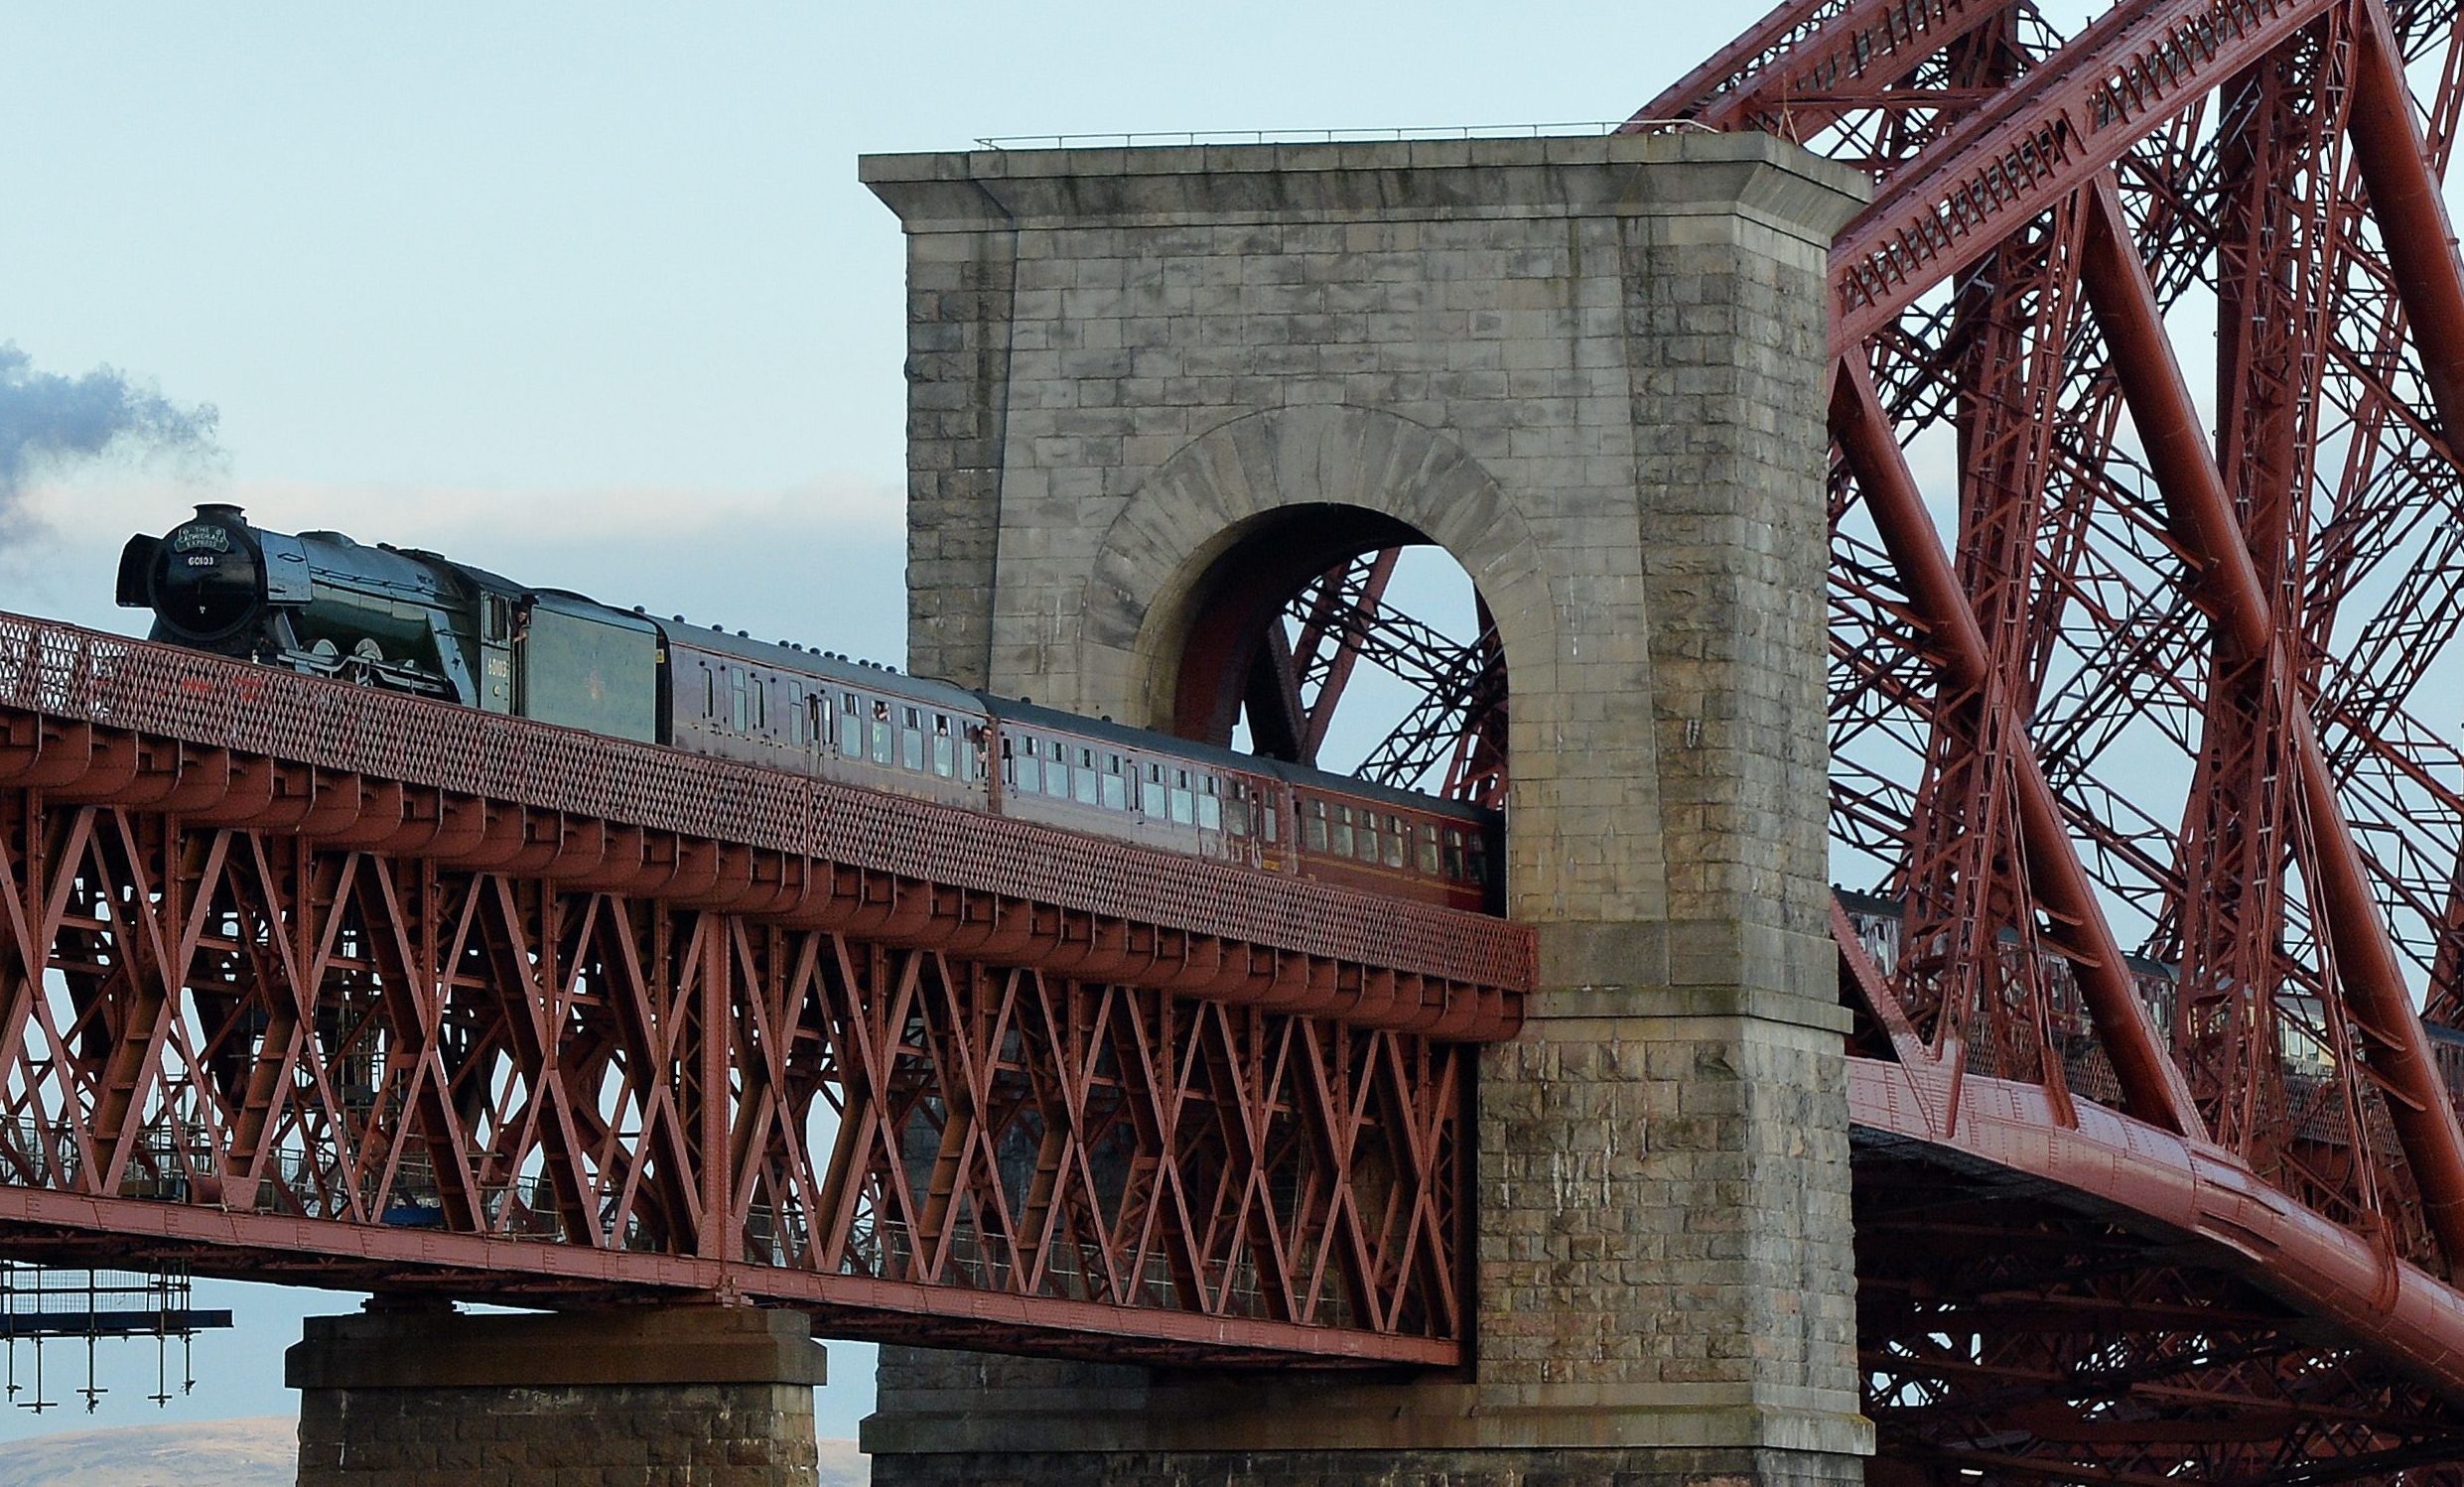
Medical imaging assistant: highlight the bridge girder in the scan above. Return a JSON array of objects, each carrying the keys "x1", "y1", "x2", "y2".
[{"x1": 0, "y1": 614, "x2": 1512, "y2": 1366}]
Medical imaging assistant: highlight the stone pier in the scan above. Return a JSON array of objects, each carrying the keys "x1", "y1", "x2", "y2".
[
  {"x1": 287, "y1": 1303, "x2": 827, "y2": 1485},
  {"x1": 861, "y1": 132, "x2": 1872, "y2": 1482}
]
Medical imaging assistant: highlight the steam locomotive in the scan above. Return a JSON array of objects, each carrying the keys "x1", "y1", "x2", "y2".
[{"x1": 119, "y1": 504, "x2": 1500, "y2": 912}]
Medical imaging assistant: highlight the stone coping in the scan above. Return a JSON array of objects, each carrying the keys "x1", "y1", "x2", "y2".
[
  {"x1": 862, "y1": 131, "x2": 1871, "y2": 244},
  {"x1": 287, "y1": 1305, "x2": 828, "y2": 1391}
]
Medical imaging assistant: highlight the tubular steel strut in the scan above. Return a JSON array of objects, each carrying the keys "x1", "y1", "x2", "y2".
[{"x1": 1667, "y1": 0, "x2": 2464, "y2": 1474}]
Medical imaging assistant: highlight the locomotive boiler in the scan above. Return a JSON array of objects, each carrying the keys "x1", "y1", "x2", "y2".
[
  {"x1": 118, "y1": 505, "x2": 1501, "y2": 912},
  {"x1": 119, "y1": 502, "x2": 658, "y2": 740}
]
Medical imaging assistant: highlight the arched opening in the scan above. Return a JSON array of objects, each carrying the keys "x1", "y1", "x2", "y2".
[{"x1": 1167, "y1": 503, "x2": 1506, "y2": 807}]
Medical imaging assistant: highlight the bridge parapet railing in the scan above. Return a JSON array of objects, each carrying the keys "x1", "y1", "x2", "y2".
[
  {"x1": 0, "y1": 612, "x2": 1527, "y2": 1039},
  {"x1": 1840, "y1": 899, "x2": 2464, "y2": 1144}
]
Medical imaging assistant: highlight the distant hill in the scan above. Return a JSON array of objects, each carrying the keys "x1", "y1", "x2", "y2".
[
  {"x1": 817, "y1": 1439, "x2": 867, "y2": 1484},
  {"x1": 0, "y1": 1420, "x2": 867, "y2": 1485},
  {"x1": 0, "y1": 1418, "x2": 293, "y2": 1487}
]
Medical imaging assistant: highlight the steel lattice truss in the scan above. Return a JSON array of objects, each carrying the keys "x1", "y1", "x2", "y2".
[
  {"x1": 1251, "y1": 556, "x2": 1508, "y2": 806},
  {"x1": 1857, "y1": 1144, "x2": 2464, "y2": 1485},
  {"x1": 1656, "y1": 0, "x2": 2464, "y2": 1473},
  {"x1": 0, "y1": 616, "x2": 1516, "y2": 1366}
]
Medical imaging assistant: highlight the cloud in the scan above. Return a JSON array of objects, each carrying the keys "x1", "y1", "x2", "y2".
[{"x1": 0, "y1": 342, "x2": 220, "y2": 517}]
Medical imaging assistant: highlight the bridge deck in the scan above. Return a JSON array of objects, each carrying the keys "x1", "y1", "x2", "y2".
[
  {"x1": 0, "y1": 615, "x2": 1527, "y2": 1036},
  {"x1": 0, "y1": 614, "x2": 1522, "y2": 1366}
]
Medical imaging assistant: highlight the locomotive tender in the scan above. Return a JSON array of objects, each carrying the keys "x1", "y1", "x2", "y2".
[{"x1": 120, "y1": 504, "x2": 1499, "y2": 913}]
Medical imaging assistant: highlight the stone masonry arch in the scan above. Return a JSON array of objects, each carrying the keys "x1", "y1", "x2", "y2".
[
  {"x1": 1066, "y1": 402, "x2": 1622, "y2": 929},
  {"x1": 1081, "y1": 405, "x2": 1540, "y2": 728}
]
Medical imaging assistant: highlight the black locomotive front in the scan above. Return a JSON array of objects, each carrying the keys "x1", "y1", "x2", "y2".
[{"x1": 118, "y1": 503, "x2": 267, "y2": 648}]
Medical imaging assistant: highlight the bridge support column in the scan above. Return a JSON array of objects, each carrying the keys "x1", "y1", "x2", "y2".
[
  {"x1": 864, "y1": 131, "x2": 1872, "y2": 1484},
  {"x1": 286, "y1": 1303, "x2": 826, "y2": 1485}
]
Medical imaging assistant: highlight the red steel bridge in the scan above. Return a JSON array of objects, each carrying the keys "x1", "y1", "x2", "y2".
[
  {"x1": 0, "y1": 614, "x2": 1526, "y2": 1367},
  {"x1": 12, "y1": 0, "x2": 2464, "y2": 1478},
  {"x1": 1646, "y1": 0, "x2": 2464, "y2": 1476}
]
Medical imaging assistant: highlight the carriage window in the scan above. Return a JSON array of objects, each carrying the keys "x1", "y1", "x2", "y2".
[
  {"x1": 931, "y1": 715, "x2": 955, "y2": 777},
  {"x1": 1043, "y1": 740, "x2": 1071, "y2": 798},
  {"x1": 1102, "y1": 754, "x2": 1129, "y2": 811},
  {"x1": 1013, "y1": 735, "x2": 1041, "y2": 793},
  {"x1": 837, "y1": 693, "x2": 860, "y2": 755},
  {"x1": 1145, "y1": 762, "x2": 1170, "y2": 818},
  {"x1": 787, "y1": 684, "x2": 804, "y2": 745},
  {"x1": 1355, "y1": 809, "x2": 1381, "y2": 863},
  {"x1": 1304, "y1": 798, "x2": 1329, "y2": 851},
  {"x1": 731, "y1": 671, "x2": 748, "y2": 733},
  {"x1": 703, "y1": 666, "x2": 717, "y2": 720},
  {"x1": 1382, "y1": 814, "x2": 1406, "y2": 869},
  {"x1": 871, "y1": 700, "x2": 893, "y2": 764},
  {"x1": 751, "y1": 676, "x2": 765, "y2": 732},
  {"x1": 1073, "y1": 747, "x2": 1100, "y2": 805},
  {"x1": 901, "y1": 708, "x2": 924, "y2": 770},
  {"x1": 967, "y1": 726, "x2": 990, "y2": 780},
  {"x1": 1261, "y1": 790, "x2": 1280, "y2": 843},
  {"x1": 1443, "y1": 829, "x2": 1466, "y2": 880},
  {"x1": 1198, "y1": 777, "x2": 1221, "y2": 831},
  {"x1": 1168, "y1": 769, "x2": 1195, "y2": 826},
  {"x1": 1226, "y1": 783, "x2": 1251, "y2": 837},
  {"x1": 1330, "y1": 804, "x2": 1354, "y2": 858},
  {"x1": 1466, "y1": 834, "x2": 1490, "y2": 886},
  {"x1": 1419, "y1": 823, "x2": 1441, "y2": 875}
]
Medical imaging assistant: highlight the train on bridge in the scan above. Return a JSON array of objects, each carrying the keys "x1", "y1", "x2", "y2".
[{"x1": 118, "y1": 503, "x2": 1501, "y2": 914}]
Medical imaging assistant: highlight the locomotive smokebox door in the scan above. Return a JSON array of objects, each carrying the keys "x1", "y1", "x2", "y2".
[{"x1": 140, "y1": 506, "x2": 267, "y2": 646}]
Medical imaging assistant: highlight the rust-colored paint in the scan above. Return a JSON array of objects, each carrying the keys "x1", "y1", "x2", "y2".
[{"x1": 0, "y1": 613, "x2": 1506, "y2": 1365}]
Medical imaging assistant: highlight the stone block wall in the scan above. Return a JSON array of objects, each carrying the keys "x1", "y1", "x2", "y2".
[
  {"x1": 287, "y1": 1304, "x2": 825, "y2": 1487},
  {"x1": 295, "y1": 1380, "x2": 820, "y2": 1486},
  {"x1": 871, "y1": 135, "x2": 1851, "y2": 965},
  {"x1": 904, "y1": 225, "x2": 1018, "y2": 691},
  {"x1": 1476, "y1": 1002, "x2": 1856, "y2": 1426},
  {"x1": 862, "y1": 133, "x2": 1870, "y2": 1483}
]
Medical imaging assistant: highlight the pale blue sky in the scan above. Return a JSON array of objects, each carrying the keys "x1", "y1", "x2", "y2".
[{"x1": 0, "y1": 0, "x2": 2122, "y2": 1453}]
